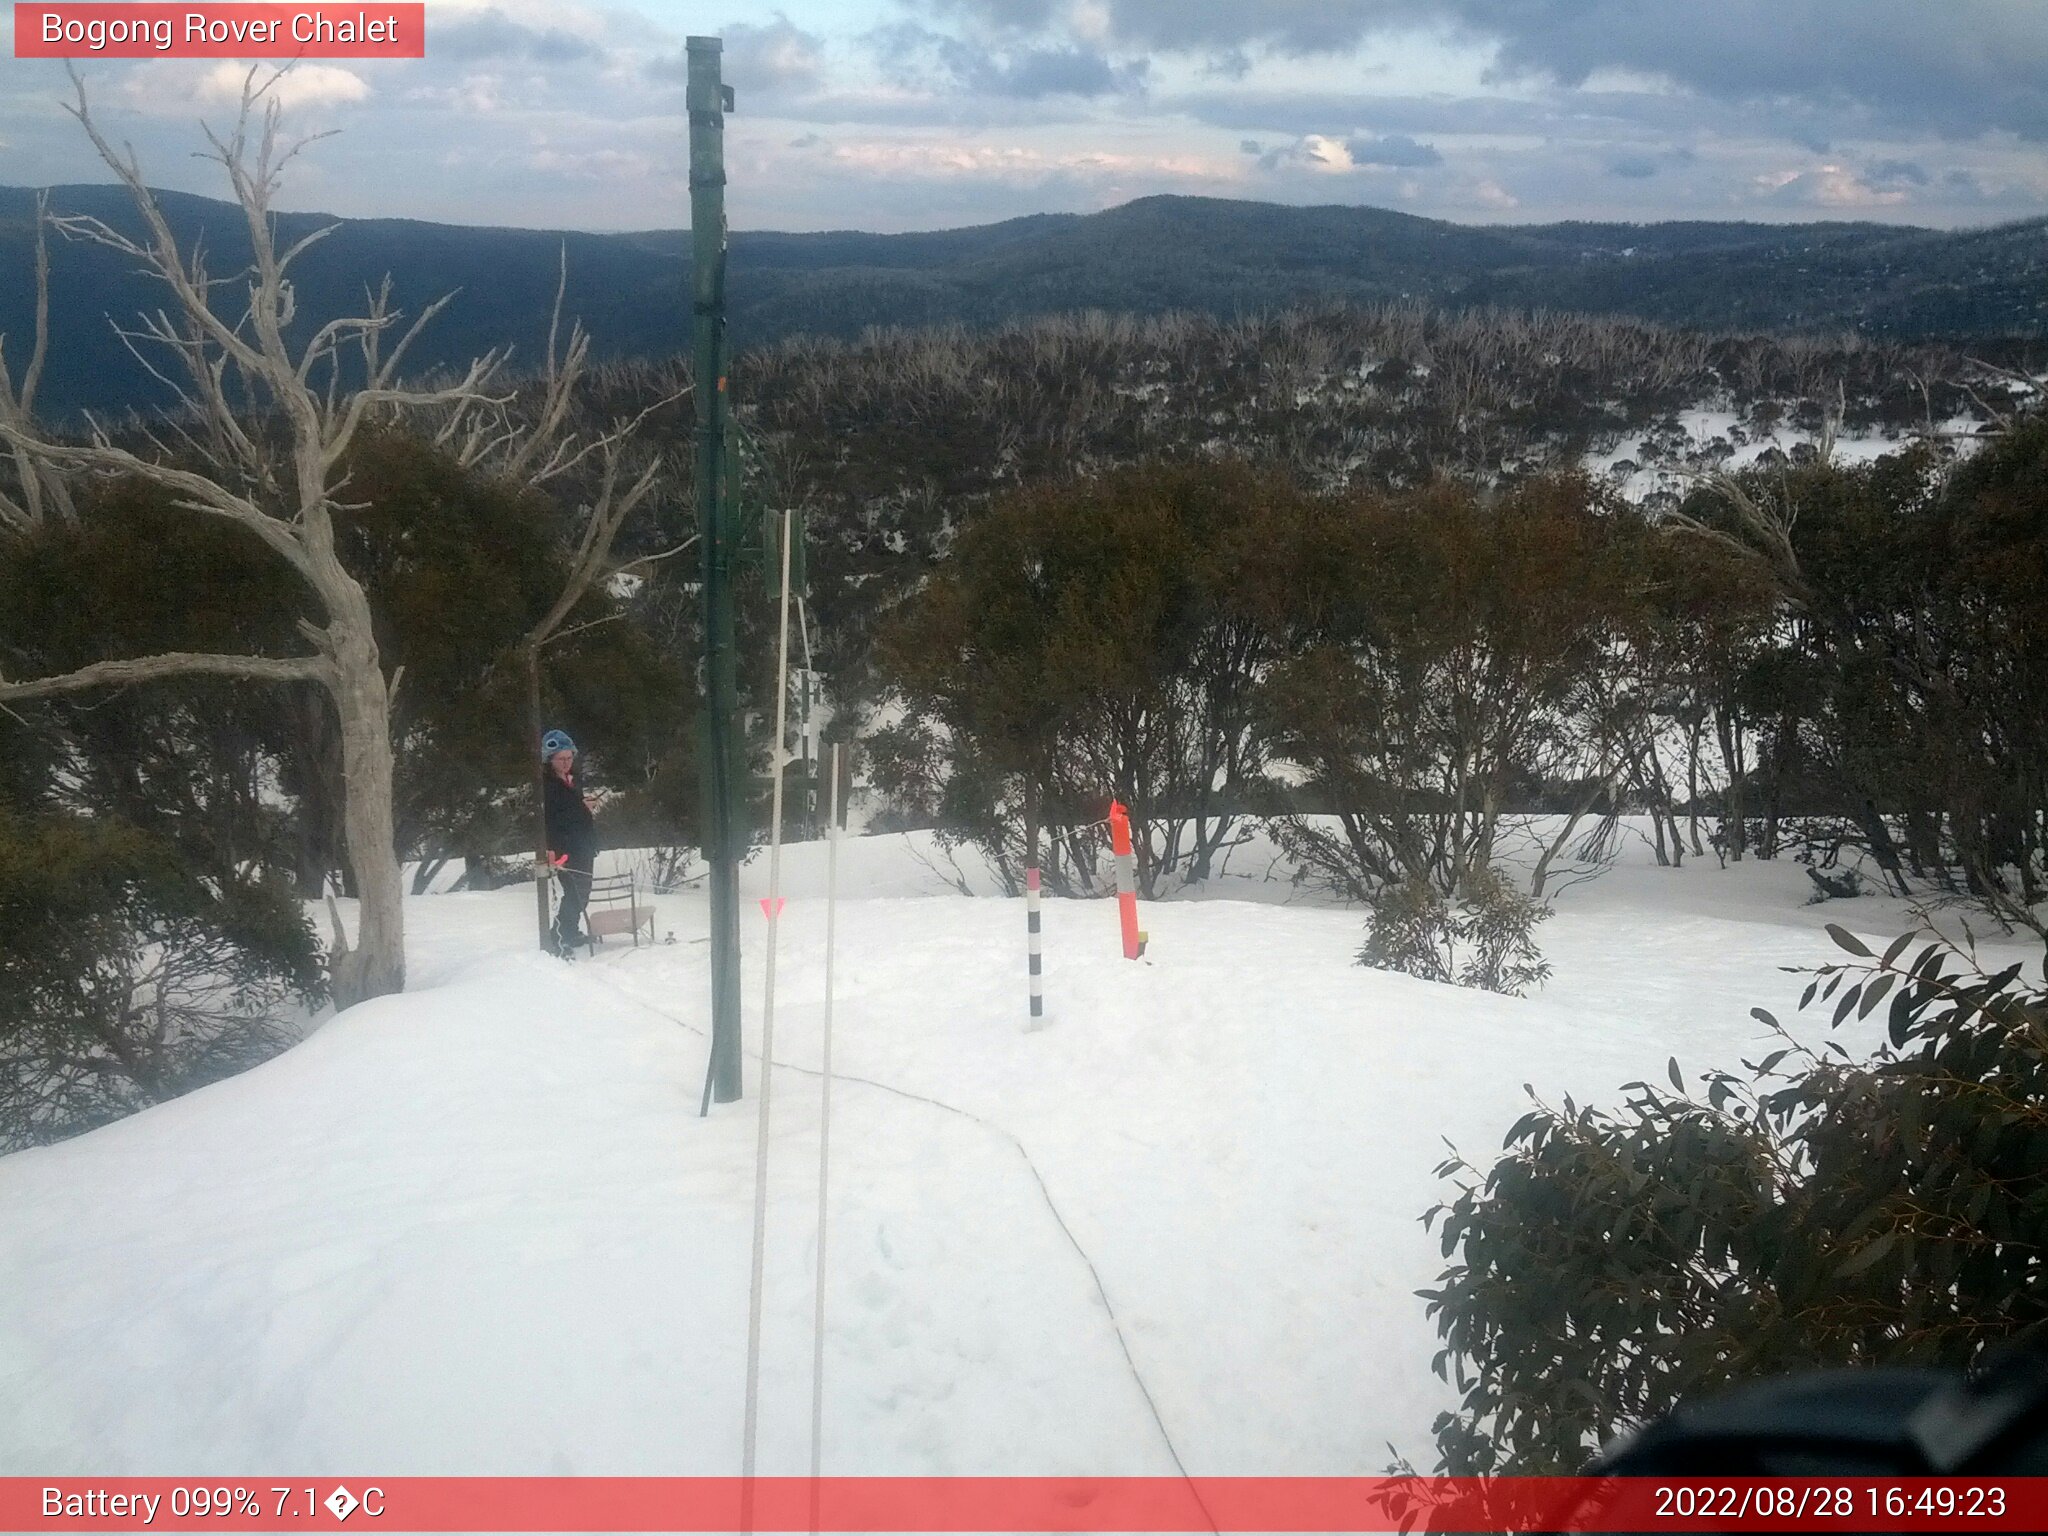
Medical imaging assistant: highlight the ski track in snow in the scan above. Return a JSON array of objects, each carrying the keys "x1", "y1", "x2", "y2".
[{"x1": 1, "y1": 825, "x2": 2035, "y2": 1477}]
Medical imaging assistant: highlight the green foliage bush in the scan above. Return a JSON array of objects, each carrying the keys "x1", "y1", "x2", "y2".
[
  {"x1": 1420, "y1": 921, "x2": 2048, "y2": 1474},
  {"x1": 0, "y1": 808, "x2": 325, "y2": 1151},
  {"x1": 1360, "y1": 865, "x2": 1553, "y2": 996}
]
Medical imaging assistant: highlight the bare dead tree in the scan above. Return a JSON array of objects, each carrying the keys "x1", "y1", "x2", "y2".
[
  {"x1": 442, "y1": 252, "x2": 692, "y2": 948},
  {"x1": 0, "y1": 69, "x2": 502, "y2": 1008},
  {"x1": 0, "y1": 191, "x2": 76, "y2": 531},
  {"x1": 1664, "y1": 469, "x2": 1815, "y2": 612}
]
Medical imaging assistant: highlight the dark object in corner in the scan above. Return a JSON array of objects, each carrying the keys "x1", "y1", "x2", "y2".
[{"x1": 1543, "y1": 1349, "x2": 2048, "y2": 1533}]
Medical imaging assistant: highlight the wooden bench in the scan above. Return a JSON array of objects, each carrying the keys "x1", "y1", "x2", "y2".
[{"x1": 584, "y1": 872, "x2": 654, "y2": 949}]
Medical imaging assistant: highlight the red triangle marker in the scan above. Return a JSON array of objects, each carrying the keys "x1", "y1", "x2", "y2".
[{"x1": 760, "y1": 897, "x2": 787, "y2": 919}]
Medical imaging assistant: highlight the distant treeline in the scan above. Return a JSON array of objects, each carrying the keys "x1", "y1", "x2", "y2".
[{"x1": 4, "y1": 185, "x2": 2043, "y2": 421}]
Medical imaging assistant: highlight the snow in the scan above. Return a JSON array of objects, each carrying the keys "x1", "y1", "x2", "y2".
[
  {"x1": 1, "y1": 826, "x2": 2034, "y2": 1477},
  {"x1": 1582, "y1": 406, "x2": 1975, "y2": 504}
]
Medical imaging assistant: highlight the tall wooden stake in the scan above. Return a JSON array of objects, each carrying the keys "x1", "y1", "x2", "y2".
[{"x1": 527, "y1": 644, "x2": 554, "y2": 952}]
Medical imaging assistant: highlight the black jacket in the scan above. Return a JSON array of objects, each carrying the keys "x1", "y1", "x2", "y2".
[{"x1": 543, "y1": 766, "x2": 598, "y2": 866}]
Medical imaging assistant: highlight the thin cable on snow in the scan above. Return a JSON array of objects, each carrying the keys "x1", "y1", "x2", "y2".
[
  {"x1": 740, "y1": 508, "x2": 796, "y2": 1524},
  {"x1": 582, "y1": 960, "x2": 1218, "y2": 1535},
  {"x1": 809, "y1": 744, "x2": 841, "y2": 1532}
]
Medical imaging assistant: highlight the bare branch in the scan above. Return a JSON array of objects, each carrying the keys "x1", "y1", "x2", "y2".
[
  {"x1": 20, "y1": 189, "x2": 52, "y2": 410},
  {"x1": 369, "y1": 289, "x2": 465, "y2": 392},
  {"x1": 0, "y1": 423, "x2": 312, "y2": 576},
  {"x1": 538, "y1": 387, "x2": 686, "y2": 485},
  {"x1": 611, "y1": 535, "x2": 699, "y2": 578},
  {"x1": 1960, "y1": 383, "x2": 2014, "y2": 433},
  {"x1": 0, "y1": 650, "x2": 330, "y2": 703},
  {"x1": 58, "y1": 71, "x2": 273, "y2": 382},
  {"x1": 521, "y1": 445, "x2": 668, "y2": 654},
  {"x1": 1664, "y1": 468, "x2": 1814, "y2": 609},
  {"x1": 541, "y1": 611, "x2": 628, "y2": 650},
  {"x1": 276, "y1": 219, "x2": 340, "y2": 275},
  {"x1": 1964, "y1": 355, "x2": 2043, "y2": 393},
  {"x1": 0, "y1": 190, "x2": 64, "y2": 528},
  {"x1": 499, "y1": 248, "x2": 585, "y2": 482},
  {"x1": 324, "y1": 351, "x2": 507, "y2": 470}
]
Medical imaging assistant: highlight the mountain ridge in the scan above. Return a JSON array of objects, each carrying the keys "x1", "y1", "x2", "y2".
[{"x1": 3, "y1": 186, "x2": 2041, "y2": 421}]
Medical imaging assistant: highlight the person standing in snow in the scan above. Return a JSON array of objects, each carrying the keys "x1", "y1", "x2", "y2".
[{"x1": 541, "y1": 729, "x2": 600, "y2": 953}]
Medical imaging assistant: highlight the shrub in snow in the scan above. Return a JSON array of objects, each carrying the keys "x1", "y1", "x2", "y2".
[
  {"x1": 1359, "y1": 865, "x2": 1552, "y2": 996},
  {"x1": 1358, "y1": 877, "x2": 1455, "y2": 984},
  {"x1": 638, "y1": 845, "x2": 702, "y2": 895},
  {"x1": 0, "y1": 810, "x2": 324, "y2": 1151},
  {"x1": 1419, "y1": 922, "x2": 2048, "y2": 1475}
]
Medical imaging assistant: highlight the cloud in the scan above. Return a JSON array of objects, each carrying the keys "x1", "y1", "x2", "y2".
[
  {"x1": 1755, "y1": 162, "x2": 1913, "y2": 209},
  {"x1": 722, "y1": 15, "x2": 829, "y2": 97},
  {"x1": 1462, "y1": 0, "x2": 2048, "y2": 140},
  {"x1": 10, "y1": 0, "x2": 2046, "y2": 234},
  {"x1": 872, "y1": 24, "x2": 1148, "y2": 99},
  {"x1": 526, "y1": 145, "x2": 660, "y2": 181},
  {"x1": 1167, "y1": 84, "x2": 1918, "y2": 177},
  {"x1": 432, "y1": 8, "x2": 600, "y2": 64},
  {"x1": 1866, "y1": 157, "x2": 1929, "y2": 188},
  {"x1": 106, "y1": 60, "x2": 374, "y2": 117},
  {"x1": 1344, "y1": 132, "x2": 1439, "y2": 167},
  {"x1": 1604, "y1": 145, "x2": 1694, "y2": 179},
  {"x1": 1470, "y1": 176, "x2": 1518, "y2": 209},
  {"x1": 821, "y1": 137, "x2": 1237, "y2": 187},
  {"x1": 930, "y1": 0, "x2": 2048, "y2": 139},
  {"x1": 1171, "y1": 89, "x2": 1597, "y2": 140},
  {"x1": 993, "y1": 45, "x2": 1149, "y2": 97},
  {"x1": 204, "y1": 63, "x2": 373, "y2": 110},
  {"x1": 1250, "y1": 130, "x2": 1438, "y2": 175},
  {"x1": 1260, "y1": 133, "x2": 1356, "y2": 172},
  {"x1": 926, "y1": 0, "x2": 1404, "y2": 56}
]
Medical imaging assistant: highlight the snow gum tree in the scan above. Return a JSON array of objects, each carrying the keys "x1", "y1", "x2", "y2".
[
  {"x1": 871, "y1": 459, "x2": 1328, "y2": 895},
  {"x1": 0, "y1": 73, "x2": 503, "y2": 1007},
  {"x1": 1261, "y1": 474, "x2": 1639, "y2": 904},
  {"x1": 1666, "y1": 416, "x2": 2048, "y2": 940}
]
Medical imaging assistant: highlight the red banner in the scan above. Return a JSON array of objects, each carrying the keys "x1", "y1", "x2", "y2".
[
  {"x1": 4, "y1": 1476, "x2": 2044, "y2": 1531},
  {"x1": 13, "y1": 5, "x2": 426, "y2": 59}
]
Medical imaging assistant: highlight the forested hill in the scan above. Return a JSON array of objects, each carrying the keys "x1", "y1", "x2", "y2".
[{"x1": 3, "y1": 184, "x2": 2043, "y2": 421}]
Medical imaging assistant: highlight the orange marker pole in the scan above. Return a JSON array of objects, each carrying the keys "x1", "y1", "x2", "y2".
[{"x1": 1109, "y1": 799, "x2": 1141, "y2": 960}]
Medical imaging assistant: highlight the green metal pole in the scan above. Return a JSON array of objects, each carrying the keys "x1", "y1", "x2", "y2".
[{"x1": 689, "y1": 36, "x2": 742, "y2": 1108}]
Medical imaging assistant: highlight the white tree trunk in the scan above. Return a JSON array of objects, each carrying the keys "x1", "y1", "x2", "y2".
[{"x1": 325, "y1": 600, "x2": 405, "y2": 1007}]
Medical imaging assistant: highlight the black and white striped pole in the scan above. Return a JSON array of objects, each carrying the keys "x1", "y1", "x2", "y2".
[
  {"x1": 1026, "y1": 864, "x2": 1044, "y2": 1025},
  {"x1": 1025, "y1": 786, "x2": 1045, "y2": 1027}
]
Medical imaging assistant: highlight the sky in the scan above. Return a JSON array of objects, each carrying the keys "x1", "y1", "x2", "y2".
[{"x1": 2, "y1": 0, "x2": 2046, "y2": 234}]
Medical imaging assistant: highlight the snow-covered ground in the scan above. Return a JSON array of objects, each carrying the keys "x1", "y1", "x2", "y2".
[
  {"x1": 1582, "y1": 406, "x2": 1977, "y2": 503},
  {"x1": 1, "y1": 826, "x2": 2032, "y2": 1477}
]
